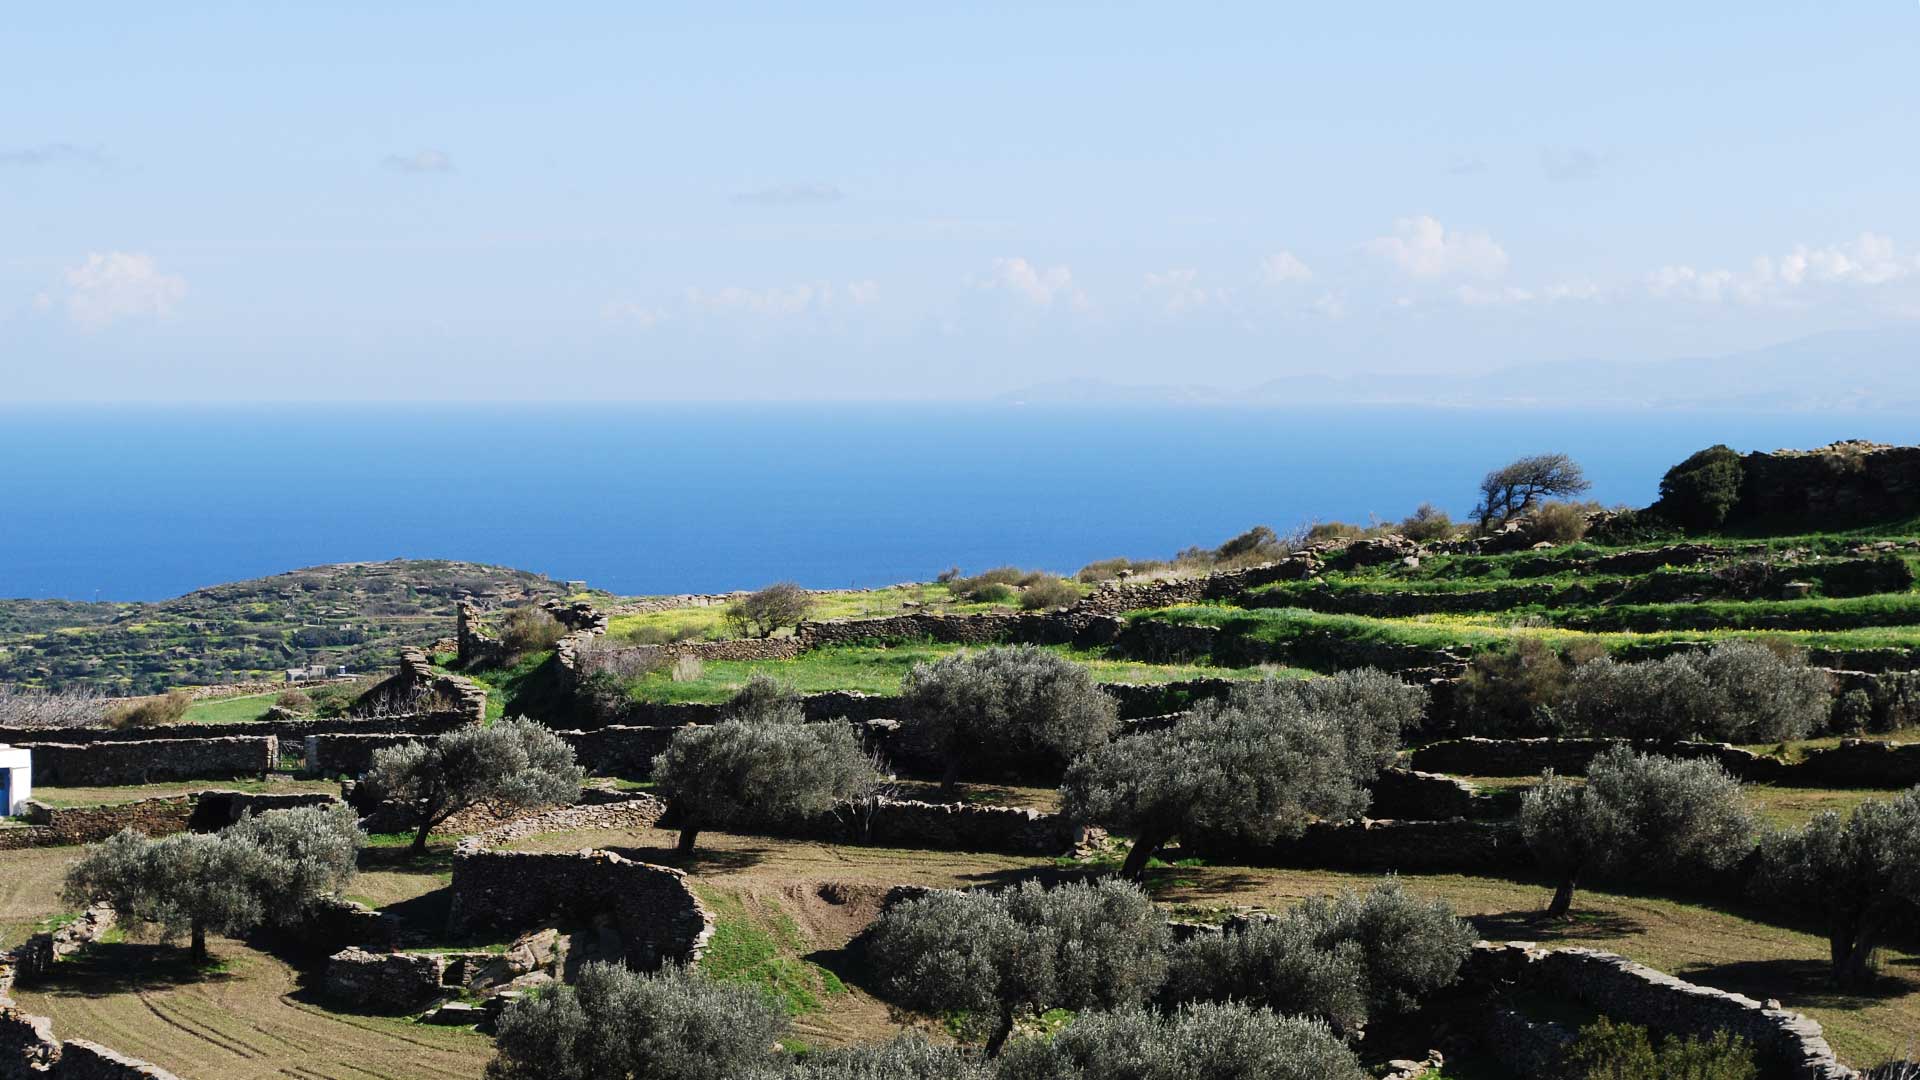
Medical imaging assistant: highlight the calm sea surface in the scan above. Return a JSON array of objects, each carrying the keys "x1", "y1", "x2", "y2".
[{"x1": 3, "y1": 405, "x2": 1916, "y2": 602}]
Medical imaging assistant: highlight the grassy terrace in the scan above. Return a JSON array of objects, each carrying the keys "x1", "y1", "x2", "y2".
[
  {"x1": 178, "y1": 691, "x2": 281, "y2": 725},
  {"x1": 28, "y1": 779, "x2": 342, "y2": 808},
  {"x1": 622, "y1": 641, "x2": 1298, "y2": 704},
  {"x1": 604, "y1": 582, "x2": 1072, "y2": 643}
]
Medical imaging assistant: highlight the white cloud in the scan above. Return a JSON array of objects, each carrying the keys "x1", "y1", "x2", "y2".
[
  {"x1": 1144, "y1": 268, "x2": 1228, "y2": 315},
  {"x1": 1648, "y1": 234, "x2": 1917, "y2": 306},
  {"x1": 984, "y1": 257, "x2": 1087, "y2": 309},
  {"x1": 1455, "y1": 280, "x2": 1604, "y2": 306},
  {"x1": 602, "y1": 301, "x2": 668, "y2": 328},
  {"x1": 47, "y1": 252, "x2": 187, "y2": 329},
  {"x1": 686, "y1": 282, "x2": 832, "y2": 317},
  {"x1": 1260, "y1": 251, "x2": 1313, "y2": 284},
  {"x1": 382, "y1": 149, "x2": 453, "y2": 174},
  {"x1": 1367, "y1": 215, "x2": 1509, "y2": 279},
  {"x1": 846, "y1": 280, "x2": 880, "y2": 305}
]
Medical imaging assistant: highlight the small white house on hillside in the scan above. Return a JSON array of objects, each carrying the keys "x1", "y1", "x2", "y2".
[{"x1": 0, "y1": 744, "x2": 30, "y2": 816}]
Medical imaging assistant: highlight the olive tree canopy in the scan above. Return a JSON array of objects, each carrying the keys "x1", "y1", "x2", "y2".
[
  {"x1": 652, "y1": 705, "x2": 879, "y2": 854},
  {"x1": 364, "y1": 717, "x2": 584, "y2": 853},
  {"x1": 901, "y1": 646, "x2": 1117, "y2": 791},
  {"x1": 995, "y1": 1002, "x2": 1367, "y2": 1080},
  {"x1": 1754, "y1": 784, "x2": 1920, "y2": 986}
]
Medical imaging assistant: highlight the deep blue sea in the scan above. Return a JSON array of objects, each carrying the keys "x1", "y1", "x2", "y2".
[{"x1": 3, "y1": 406, "x2": 1916, "y2": 602}]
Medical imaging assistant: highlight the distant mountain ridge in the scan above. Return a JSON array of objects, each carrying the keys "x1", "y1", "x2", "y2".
[{"x1": 997, "y1": 326, "x2": 1920, "y2": 410}]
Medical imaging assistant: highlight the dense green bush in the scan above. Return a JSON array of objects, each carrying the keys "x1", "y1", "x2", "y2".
[
  {"x1": 274, "y1": 688, "x2": 313, "y2": 713},
  {"x1": 363, "y1": 717, "x2": 584, "y2": 853},
  {"x1": 1453, "y1": 637, "x2": 1605, "y2": 737},
  {"x1": 1561, "y1": 1016, "x2": 1757, "y2": 1080},
  {"x1": 866, "y1": 879, "x2": 1169, "y2": 1056},
  {"x1": 488, "y1": 962, "x2": 786, "y2": 1080},
  {"x1": 1521, "y1": 748, "x2": 1755, "y2": 917},
  {"x1": 1397, "y1": 503, "x2": 1456, "y2": 542},
  {"x1": 1656, "y1": 444, "x2": 1746, "y2": 531},
  {"x1": 901, "y1": 646, "x2": 1117, "y2": 790},
  {"x1": 996, "y1": 1002, "x2": 1367, "y2": 1080},
  {"x1": 1752, "y1": 784, "x2": 1920, "y2": 985},
  {"x1": 652, "y1": 707, "x2": 878, "y2": 854},
  {"x1": 1018, "y1": 576, "x2": 1078, "y2": 610},
  {"x1": 499, "y1": 605, "x2": 565, "y2": 655},
  {"x1": 1558, "y1": 643, "x2": 1830, "y2": 742},
  {"x1": 1164, "y1": 879, "x2": 1473, "y2": 1037},
  {"x1": 1062, "y1": 672, "x2": 1415, "y2": 879},
  {"x1": 788, "y1": 1036, "x2": 987, "y2": 1080}
]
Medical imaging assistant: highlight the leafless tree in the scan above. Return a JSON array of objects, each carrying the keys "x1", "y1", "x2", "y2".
[{"x1": 0, "y1": 685, "x2": 111, "y2": 729}]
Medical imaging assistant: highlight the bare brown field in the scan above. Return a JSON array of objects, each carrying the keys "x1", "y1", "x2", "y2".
[
  {"x1": 9, "y1": 938, "x2": 494, "y2": 1080},
  {"x1": 0, "y1": 844, "x2": 80, "y2": 948},
  {"x1": 31, "y1": 779, "x2": 343, "y2": 808}
]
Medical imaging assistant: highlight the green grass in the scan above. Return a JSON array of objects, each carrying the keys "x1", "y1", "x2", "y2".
[
  {"x1": 693, "y1": 887, "x2": 845, "y2": 1015},
  {"x1": 178, "y1": 691, "x2": 281, "y2": 724},
  {"x1": 606, "y1": 583, "x2": 1040, "y2": 643},
  {"x1": 622, "y1": 641, "x2": 1288, "y2": 704}
]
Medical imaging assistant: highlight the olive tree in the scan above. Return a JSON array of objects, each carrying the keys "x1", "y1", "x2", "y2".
[
  {"x1": 787, "y1": 1035, "x2": 987, "y2": 1080},
  {"x1": 995, "y1": 1002, "x2": 1367, "y2": 1080},
  {"x1": 865, "y1": 878, "x2": 1169, "y2": 1056},
  {"x1": 63, "y1": 804, "x2": 363, "y2": 963},
  {"x1": 1752, "y1": 785, "x2": 1920, "y2": 985},
  {"x1": 723, "y1": 582, "x2": 815, "y2": 639},
  {"x1": 1062, "y1": 673, "x2": 1415, "y2": 880},
  {"x1": 1521, "y1": 747, "x2": 1755, "y2": 917},
  {"x1": 1559, "y1": 645, "x2": 1829, "y2": 743},
  {"x1": 364, "y1": 717, "x2": 585, "y2": 853},
  {"x1": 652, "y1": 708, "x2": 880, "y2": 854},
  {"x1": 1473, "y1": 452, "x2": 1591, "y2": 530},
  {"x1": 1164, "y1": 879, "x2": 1474, "y2": 1038},
  {"x1": 488, "y1": 961, "x2": 786, "y2": 1080},
  {"x1": 901, "y1": 646, "x2": 1117, "y2": 792}
]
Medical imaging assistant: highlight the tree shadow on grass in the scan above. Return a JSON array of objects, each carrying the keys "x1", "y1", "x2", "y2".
[
  {"x1": 358, "y1": 846, "x2": 456, "y2": 874},
  {"x1": 21, "y1": 942, "x2": 237, "y2": 997},
  {"x1": 1470, "y1": 907, "x2": 1644, "y2": 943},
  {"x1": 600, "y1": 843, "x2": 767, "y2": 874},
  {"x1": 380, "y1": 887, "x2": 455, "y2": 941},
  {"x1": 1675, "y1": 956, "x2": 1916, "y2": 1012}
]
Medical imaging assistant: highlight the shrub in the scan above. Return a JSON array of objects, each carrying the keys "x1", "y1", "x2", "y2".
[
  {"x1": 1062, "y1": 672, "x2": 1415, "y2": 880},
  {"x1": 670, "y1": 654, "x2": 705, "y2": 682},
  {"x1": 789, "y1": 1035, "x2": 988, "y2": 1080},
  {"x1": 0, "y1": 685, "x2": 109, "y2": 728},
  {"x1": 723, "y1": 582, "x2": 815, "y2": 639},
  {"x1": 63, "y1": 804, "x2": 362, "y2": 963},
  {"x1": 363, "y1": 717, "x2": 584, "y2": 853},
  {"x1": 1833, "y1": 688, "x2": 1874, "y2": 733},
  {"x1": 1164, "y1": 879, "x2": 1473, "y2": 1037},
  {"x1": 574, "y1": 637, "x2": 666, "y2": 681},
  {"x1": 866, "y1": 878, "x2": 1168, "y2": 1056},
  {"x1": 499, "y1": 605, "x2": 565, "y2": 655},
  {"x1": 1075, "y1": 557, "x2": 1170, "y2": 583},
  {"x1": 1397, "y1": 503, "x2": 1456, "y2": 542},
  {"x1": 1473, "y1": 452, "x2": 1591, "y2": 530},
  {"x1": 722, "y1": 674, "x2": 804, "y2": 724},
  {"x1": 1453, "y1": 637, "x2": 1604, "y2": 738},
  {"x1": 652, "y1": 710, "x2": 879, "y2": 854},
  {"x1": 945, "y1": 567, "x2": 1030, "y2": 602},
  {"x1": 1752, "y1": 785, "x2": 1920, "y2": 985},
  {"x1": 1656, "y1": 444, "x2": 1746, "y2": 531},
  {"x1": 1524, "y1": 500, "x2": 1594, "y2": 544},
  {"x1": 1304, "y1": 521, "x2": 1369, "y2": 543},
  {"x1": 1870, "y1": 670, "x2": 1920, "y2": 732},
  {"x1": 1561, "y1": 1016, "x2": 1758, "y2": 1080},
  {"x1": 1558, "y1": 644, "x2": 1829, "y2": 743},
  {"x1": 274, "y1": 689, "x2": 314, "y2": 713},
  {"x1": 107, "y1": 689, "x2": 193, "y2": 729},
  {"x1": 901, "y1": 646, "x2": 1116, "y2": 791},
  {"x1": 1018, "y1": 576, "x2": 1078, "y2": 610},
  {"x1": 996, "y1": 1002, "x2": 1367, "y2": 1080},
  {"x1": 1521, "y1": 747, "x2": 1755, "y2": 917},
  {"x1": 1174, "y1": 525, "x2": 1303, "y2": 570},
  {"x1": 488, "y1": 961, "x2": 786, "y2": 1080}
]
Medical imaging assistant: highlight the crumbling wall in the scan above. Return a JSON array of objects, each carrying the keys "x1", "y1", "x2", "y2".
[
  {"x1": 351, "y1": 648, "x2": 486, "y2": 723},
  {"x1": 447, "y1": 848, "x2": 711, "y2": 969}
]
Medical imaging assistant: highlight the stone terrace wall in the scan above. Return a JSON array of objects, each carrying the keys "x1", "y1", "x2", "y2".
[
  {"x1": 27, "y1": 737, "x2": 276, "y2": 787},
  {"x1": 447, "y1": 848, "x2": 712, "y2": 969},
  {"x1": 1368, "y1": 768, "x2": 1502, "y2": 820},
  {"x1": 1189, "y1": 817, "x2": 1527, "y2": 874},
  {"x1": 554, "y1": 725, "x2": 681, "y2": 778},
  {"x1": 1465, "y1": 942, "x2": 1857, "y2": 1080},
  {"x1": 741, "y1": 797, "x2": 1081, "y2": 856},
  {"x1": 305, "y1": 732, "x2": 439, "y2": 778},
  {"x1": 7, "y1": 796, "x2": 195, "y2": 849},
  {"x1": 1736, "y1": 441, "x2": 1920, "y2": 526},
  {"x1": 352, "y1": 647, "x2": 486, "y2": 724},
  {"x1": 0, "y1": 711, "x2": 471, "y2": 748},
  {"x1": 1411, "y1": 735, "x2": 1920, "y2": 789}
]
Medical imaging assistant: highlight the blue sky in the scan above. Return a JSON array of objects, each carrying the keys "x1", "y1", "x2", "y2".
[{"x1": 4, "y1": 2, "x2": 1918, "y2": 401}]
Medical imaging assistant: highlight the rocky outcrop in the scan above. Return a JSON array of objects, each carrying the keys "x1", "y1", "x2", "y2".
[
  {"x1": 447, "y1": 848, "x2": 711, "y2": 970},
  {"x1": 351, "y1": 647, "x2": 486, "y2": 723},
  {"x1": 1735, "y1": 441, "x2": 1920, "y2": 526}
]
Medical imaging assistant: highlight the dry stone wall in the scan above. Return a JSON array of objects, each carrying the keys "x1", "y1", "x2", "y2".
[
  {"x1": 0, "y1": 906, "x2": 177, "y2": 1080},
  {"x1": 1187, "y1": 817, "x2": 1527, "y2": 874},
  {"x1": 1465, "y1": 942, "x2": 1857, "y2": 1080},
  {"x1": 352, "y1": 648, "x2": 486, "y2": 723},
  {"x1": 27, "y1": 736, "x2": 276, "y2": 787},
  {"x1": 305, "y1": 732, "x2": 436, "y2": 778},
  {"x1": 734, "y1": 797, "x2": 1082, "y2": 856},
  {"x1": 0, "y1": 711, "x2": 471, "y2": 748},
  {"x1": 447, "y1": 848, "x2": 712, "y2": 969},
  {"x1": 1411, "y1": 735, "x2": 1920, "y2": 789}
]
